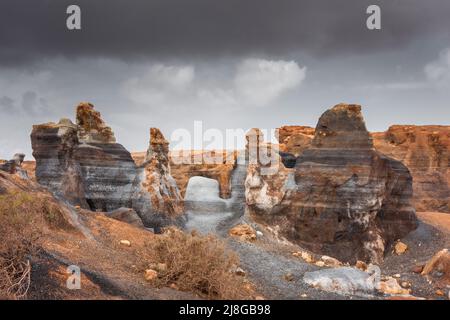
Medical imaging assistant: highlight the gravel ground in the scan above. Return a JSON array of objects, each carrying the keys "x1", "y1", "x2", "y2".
[{"x1": 184, "y1": 201, "x2": 450, "y2": 300}]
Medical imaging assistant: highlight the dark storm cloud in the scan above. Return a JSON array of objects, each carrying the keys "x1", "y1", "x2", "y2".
[{"x1": 1, "y1": 0, "x2": 450, "y2": 66}]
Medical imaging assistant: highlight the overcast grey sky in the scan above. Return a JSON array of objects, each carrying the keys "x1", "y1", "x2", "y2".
[{"x1": 1, "y1": 0, "x2": 450, "y2": 158}]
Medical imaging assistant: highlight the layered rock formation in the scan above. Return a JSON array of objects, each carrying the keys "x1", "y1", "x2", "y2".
[
  {"x1": 278, "y1": 124, "x2": 450, "y2": 213},
  {"x1": 169, "y1": 150, "x2": 237, "y2": 199},
  {"x1": 31, "y1": 104, "x2": 136, "y2": 211},
  {"x1": 31, "y1": 102, "x2": 182, "y2": 228},
  {"x1": 277, "y1": 126, "x2": 314, "y2": 157},
  {"x1": 247, "y1": 104, "x2": 418, "y2": 263},
  {"x1": 373, "y1": 126, "x2": 450, "y2": 213},
  {"x1": 131, "y1": 128, "x2": 184, "y2": 227},
  {"x1": 245, "y1": 129, "x2": 296, "y2": 215},
  {"x1": 0, "y1": 153, "x2": 29, "y2": 179}
]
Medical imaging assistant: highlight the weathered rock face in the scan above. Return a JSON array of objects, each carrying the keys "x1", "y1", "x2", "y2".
[
  {"x1": 0, "y1": 153, "x2": 29, "y2": 179},
  {"x1": 31, "y1": 118, "x2": 88, "y2": 207},
  {"x1": 76, "y1": 102, "x2": 116, "y2": 144},
  {"x1": 245, "y1": 129, "x2": 296, "y2": 216},
  {"x1": 373, "y1": 126, "x2": 450, "y2": 213},
  {"x1": 31, "y1": 103, "x2": 182, "y2": 228},
  {"x1": 32, "y1": 104, "x2": 136, "y2": 211},
  {"x1": 277, "y1": 126, "x2": 314, "y2": 157},
  {"x1": 278, "y1": 124, "x2": 450, "y2": 214},
  {"x1": 169, "y1": 150, "x2": 237, "y2": 199},
  {"x1": 248, "y1": 104, "x2": 418, "y2": 263},
  {"x1": 131, "y1": 128, "x2": 184, "y2": 227}
]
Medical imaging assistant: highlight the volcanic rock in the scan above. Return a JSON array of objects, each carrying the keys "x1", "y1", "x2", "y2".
[
  {"x1": 105, "y1": 207, "x2": 144, "y2": 228},
  {"x1": 31, "y1": 104, "x2": 136, "y2": 211},
  {"x1": 131, "y1": 128, "x2": 184, "y2": 227},
  {"x1": 247, "y1": 104, "x2": 418, "y2": 263},
  {"x1": 303, "y1": 267, "x2": 376, "y2": 296},
  {"x1": 169, "y1": 150, "x2": 237, "y2": 199},
  {"x1": 277, "y1": 126, "x2": 314, "y2": 157},
  {"x1": 372, "y1": 125, "x2": 450, "y2": 213},
  {"x1": 421, "y1": 248, "x2": 450, "y2": 286},
  {"x1": 32, "y1": 103, "x2": 183, "y2": 229},
  {"x1": 0, "y1": 153, "x2": 29, "y2": 179},
  {"x1": 245, "y1": 129, "x2": 296, "y2": 217}
]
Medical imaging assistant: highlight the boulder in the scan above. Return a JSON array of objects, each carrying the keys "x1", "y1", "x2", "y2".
[
  {"x1": 105, "y1": 207, "x2": 144, "y2": 227},
  {"x1": 421, "y1": 248, "x2": 450, "y2": 286},
  {"x1": 303, "y1": 267, "x2": 376, "y2": 296}
]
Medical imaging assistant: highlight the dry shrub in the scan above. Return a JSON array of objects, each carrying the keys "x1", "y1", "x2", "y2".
[
  {"x1": 0, "y1": 190, "x2": 64, "y2": 299},
  {"x1": 146, "y1": 227, "x2": 250, "y2": 299}
]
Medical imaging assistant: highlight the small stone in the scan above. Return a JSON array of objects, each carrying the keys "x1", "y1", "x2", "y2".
[
  {"x1": 301, "y1": 251, "x2": 314, "y2": 263},
  {"x1": 321, "y1": 255, "x2": 342, "y2": 267},
  {"x1": 255, "y1": 296, "x2": 265, "y2": 300},
  {"x1": 300, "y1": 294, "x2": 308, "y2": 298},
  {"x1": 411, "y1": 264, "x2": 424, "y2": 274},
  {"x1": 355, "y1": 260, "x2": 368, "y2": 271},
  {"x1": 394, "y1": 241, "x2": 408, "y2": 255},
  {"x1": 283, "y1": 273, "x2": 294, "y2": 282},
  {"x1": 315, "y1": 261, "x2": 325, "y2": 267},
  {"x1": 435, "y1": 289, "x2": 445, "y2": 296},
  {"x1": 229, "y1": 224, "x2": 257, "y2": 242},
  {"x1": 119, "y1": 240, "x2": 131, "y2": 247},
  {"x1": 156, "y1": 263, "x2": 167, "y2": 272},
  {"x1": 401, "y1": 281, "x2": 411, "y2": 289},
  {"x1": 235, "y1": 267, "x2": 246, "y2": 276},
  {"x1": 169, "y1": 283, "x2": 178, "y2": 290},
  {"x1": 256, "y1": 231, "x2": 263, "y2": 237},
  {"x1": 393, "y1": 274, "x2": 401, "y2": 278},
  {"x1": 144, "y1": 269, "x2": 158, "y2": 282},
  {"x1": 378, "y1": 277, "x2": 411, "y2": 296}
]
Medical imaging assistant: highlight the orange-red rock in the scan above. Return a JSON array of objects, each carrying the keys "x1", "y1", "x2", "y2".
[{"x1": 372, "y1": 125, "x2": 450, "y2": 213}]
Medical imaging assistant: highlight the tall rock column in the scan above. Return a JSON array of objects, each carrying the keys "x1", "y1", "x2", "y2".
[{"x1": 132, "y1": 128, "x2": 184, "y2": 228}]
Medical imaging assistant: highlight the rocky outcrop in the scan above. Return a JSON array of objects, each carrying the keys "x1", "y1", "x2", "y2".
[
  {"x1": 131, "y1": 128, "x2": 184, "y2": 227},
  {"x1": 31, "y1": 104, "x2": 136, "y2": 211},
  {"x1": 169, "y1": 150, "x2": 237, "y2": 199},
  {"x1": 278, "y1": 124, "x2": 450, "y2": 213},
  {"x1": 247, "y1": 104, "x2": 418, "y2": 263},
  {"x1": 31, "y1": 102, "x2": 182, "y2": 228},
  {"x1": 373, "y1": 126, "x2": 450, "y2": 213},
  {"x1": 0, "y1": 153, "x2": 29, "y2": 179},
  {"x1": 277, "y1": 126, "x2": 314, "y2": 157},
  {"x1": 245, "y1": 129, "x2": 296, "y2": 216}
]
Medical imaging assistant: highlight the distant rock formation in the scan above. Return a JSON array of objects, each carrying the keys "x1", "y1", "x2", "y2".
[
  {"x1": 277, "y1": 126, "x2": 314, "y2": 157},
  {"x1": 0, "y1": 153, "x2": 29, "y2": 179},
  {"x1": 131, "y1": 128, "x2": 184, "y2": 227},
  {"x1": 31, "y1": 102, "x2": 182, "y2": 228},
  {"x1": 245, "y1": 129, "x2": 296, "y2": 216},
  {"x1": 279, "y1": 124, "x2": 450, "y2": 213},
  {"x1": 373, "y1": 126, "x2": 450, "y2": 213},
  {"x1": 247, "y1": 104, "x2": 418, "y2": 263},
  {"x1": 169, "y1": 150, "x2": 237, "y2": 199}
]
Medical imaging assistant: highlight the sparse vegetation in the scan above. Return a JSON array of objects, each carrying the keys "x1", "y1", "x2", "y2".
[
  {"x1": 143, "y1": 227, "x2": 252, "y2": 300},
  {"x1": 0, "y1": 191, "x2": 67, "y2": 299}
]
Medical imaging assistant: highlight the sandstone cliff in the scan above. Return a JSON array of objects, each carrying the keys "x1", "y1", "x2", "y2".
[
  {"x1": 247, "y1": 104, "x2": 418, "y2": 263},
  {"x1": 373, "y1": 125, "x2": 450, "y2": 213}
]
